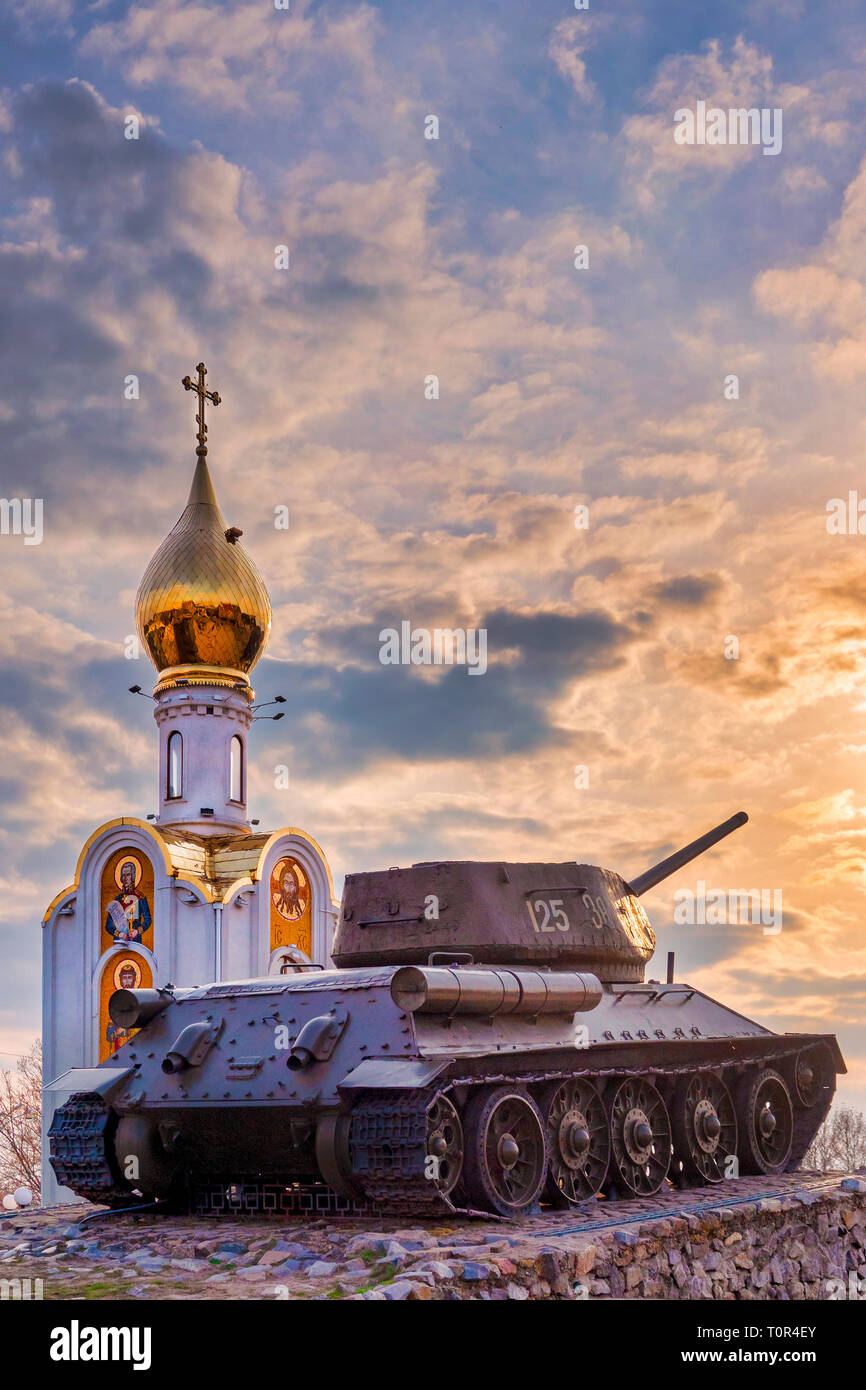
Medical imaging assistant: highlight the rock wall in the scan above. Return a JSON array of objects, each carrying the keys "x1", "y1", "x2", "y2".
[
  {"x1": 470, "y1": 1178, "x2": 866, "y2": 1302},
  {"x1": 355, "y1": 1174, "x2": 866, "y2": 1300},
  {"x1": 2, "y1": 1173, "x2": 863, "y2": 1301}
]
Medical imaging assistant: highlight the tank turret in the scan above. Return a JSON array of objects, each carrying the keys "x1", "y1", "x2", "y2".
[{"x1": 332, "y1": 811, "x2": 749, "y2": 983}]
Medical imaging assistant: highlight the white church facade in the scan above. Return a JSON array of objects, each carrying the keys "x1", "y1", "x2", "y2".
[{"x1": 41, "y1": 365, "x2": 338, "y2": 1203}]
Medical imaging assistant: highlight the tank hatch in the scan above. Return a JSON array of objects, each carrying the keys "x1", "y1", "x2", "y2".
[{"x1": 332, "y1": 861, "x2": 655, "y2": 982}]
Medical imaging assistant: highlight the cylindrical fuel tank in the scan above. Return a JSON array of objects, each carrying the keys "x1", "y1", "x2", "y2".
[{"x1": 390, "y1": 965, "x2": 603, "y2": 1016}]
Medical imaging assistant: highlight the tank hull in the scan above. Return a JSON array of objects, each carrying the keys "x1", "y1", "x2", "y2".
[{"x1": 49, "y1": 966, "x2": 844, "y2": 1217}]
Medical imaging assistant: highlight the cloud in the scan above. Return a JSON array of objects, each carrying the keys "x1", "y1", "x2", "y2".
[
  {"x1": 548, "y1": 17, "x2": 596, "y2": 104},
  {"x1": 778, "y1": 164, "x2": 830, "y2": 200},
  {"x1": 619, "y1": 37, "x2": 781, "y2": 209},
  {"x1": 754, "y1": 154, "x2": 866, "y2": 380},
  {"x1": 652, "y1": 573, "x2": 723, "y2": 607},
  {"x1": 256, "y1": 606, "x2": 640, "y2": 773},
  {"x1": 3, "y1": 15, "x2": 866, "y2": 1111},
  {"x1": 617, "y1": 33, "x2": 859, "y2": 215},
  {"x1": 7, "y1": 0, "x2": 73, "y2": 39},
  {"x1": 80, "y1": 0, "x2": 381, "y2": 113}
]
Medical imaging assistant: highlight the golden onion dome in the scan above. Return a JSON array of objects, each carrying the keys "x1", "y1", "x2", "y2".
[{"x1": 135, "y1": 455, "x2": 272, "y2": 692}]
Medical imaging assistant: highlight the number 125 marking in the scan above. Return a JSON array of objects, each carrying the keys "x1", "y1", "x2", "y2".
[
  {"x1": 527, "y1": 891, "x2": 609, "y2": 933},
  {"x1": 527, "y1": 899, "x2": 570, "y2": 933}
]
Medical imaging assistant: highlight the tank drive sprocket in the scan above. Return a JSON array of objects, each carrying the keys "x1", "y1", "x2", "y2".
[
  {"x1": 47, "y1": 1091, "x2": 131, "y2": 1208},
  {"x1": 347, "y1": 1090, "x2": 459, "y2": 1215}
]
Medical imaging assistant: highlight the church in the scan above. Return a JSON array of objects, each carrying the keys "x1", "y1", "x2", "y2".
[{"x1": 40, "y1": 366, "x2": 338, "y2": 1203}]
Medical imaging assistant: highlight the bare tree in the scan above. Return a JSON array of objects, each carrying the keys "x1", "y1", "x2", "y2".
[
  {"x1": 803, "y1": 1102, "x2": 866, "y2": 1173},
  {"x1": 0, "y1": 1040, "x2": 42, "y2": 1199},
  {"x1": 804, "y1": 1104, "x2": 840, "y2": 1169},
  {"x1": 832, "y1": 1105, "x2": 866, "y2": 1172}
]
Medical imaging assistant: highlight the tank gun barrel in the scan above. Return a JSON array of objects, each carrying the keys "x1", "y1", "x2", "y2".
[{"x1": 628, "y1": 811, "x2": 748, "y2": 897}]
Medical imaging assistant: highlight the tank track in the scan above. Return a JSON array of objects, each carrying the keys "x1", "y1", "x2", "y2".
[
  {"x1": 444, "y1": 1039, "x2": 812, "y2": 1091},
  {"x1": 48, "y1": 1091, "x2": 130, "y2": 1208},
  {"x1": 349, "y1": 1091, "x2": 457, "y2": 1216},
  {"x1": 345, "y1": 1042, "x2": 835, "y2": 1215},
  {"x1": 49, "y1": 1044, "x2": 837, "y2": 1215}
]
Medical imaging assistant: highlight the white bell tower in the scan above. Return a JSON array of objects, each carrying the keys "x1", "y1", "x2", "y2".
[{"x1": 154, "y1": 680, "x2": 252, "y2": 834}]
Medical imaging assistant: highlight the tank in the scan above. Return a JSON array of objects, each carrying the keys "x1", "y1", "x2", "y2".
[{"x1": 49, "y1": 812, "x2": 845, "y2": 1217}]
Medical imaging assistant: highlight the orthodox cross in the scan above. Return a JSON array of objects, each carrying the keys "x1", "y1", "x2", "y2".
[{"x1": 181, "y1": 362, "x2": 221, "y2": 456}]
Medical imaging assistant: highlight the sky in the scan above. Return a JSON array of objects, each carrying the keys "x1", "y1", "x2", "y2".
[{"x1": 1, "y1": 0, "x2": 865, "y2": 1111}]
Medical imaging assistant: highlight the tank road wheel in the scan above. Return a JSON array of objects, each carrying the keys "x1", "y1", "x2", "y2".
[
  {"x1": 462, "y1": 1087, "x2": 547, "y2": 1216},
  {"x1": 735, "y1": 1068, "x2": 794, "y2": 1174},
  {"x1": 607, "y1": 1077, "x2": 672, "y2": 1196},
  {"x1": 425, "y1": 1094, "x2": 463, "y2": 1197},
  {"x1": 542, "y1": 1078, "x2": 610, "y2": 1205},
  {"x1": 670, "y1": 1072, "x2": 737, "y2": 1186}
]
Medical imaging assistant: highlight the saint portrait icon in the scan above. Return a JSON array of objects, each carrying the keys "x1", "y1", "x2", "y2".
[
  {"x1": 105, "y1": 957, "x2": 142, "y2": 1052},
  {"x1": 271, "y1": 859, "x2": 308, "y2": 922},
  {"x1": 104, "y1": 856, "x2": 152, "y2": 943},
  {"x1": 268, "y1": 858, "x2": 312, "y2": 956}
]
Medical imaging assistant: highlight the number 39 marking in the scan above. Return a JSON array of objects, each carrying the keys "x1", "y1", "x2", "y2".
[
  {"x1": 580, "y1": 889, "x2": 608, "y2": 931},
  {"x1": 528, "y1": 899, "x2": 570, "y2": 933}
]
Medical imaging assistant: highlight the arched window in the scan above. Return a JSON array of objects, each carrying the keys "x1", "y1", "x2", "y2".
[
  {"x1": 166, "y1": 731, "x2": 183, "y2": 799},
  {"x1": 230, "y1": 735, "x2": 244, "y2": 803}
]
